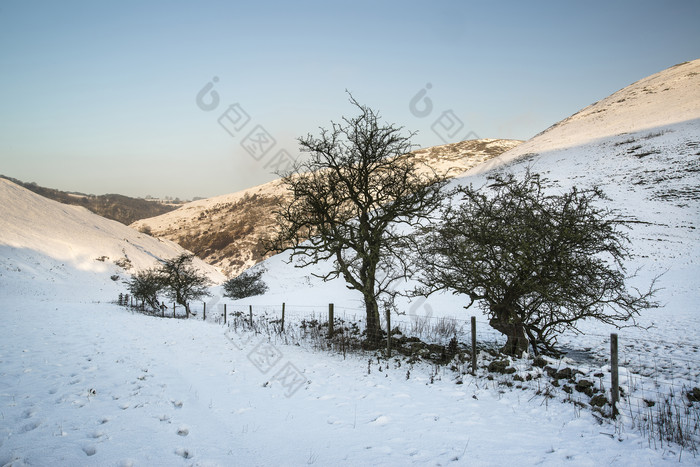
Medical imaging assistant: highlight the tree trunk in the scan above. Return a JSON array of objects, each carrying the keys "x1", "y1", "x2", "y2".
[
  {"x1": 489, "y1": 314, "x2": 529, "y2": 356},
  {"x1": 364, "y1": 295, "x2": 383, "y2": 349}
]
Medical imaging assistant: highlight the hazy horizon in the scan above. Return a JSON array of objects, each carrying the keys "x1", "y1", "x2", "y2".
[{"x1": 1, "y1": 0, "x2": 699, "y2": 199}]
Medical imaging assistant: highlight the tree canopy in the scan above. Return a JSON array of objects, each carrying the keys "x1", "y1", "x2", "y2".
[
  {"x1": 267, "y1": 95, "x2": 447, "y2": 346},
  {"x1": 159, "y1": 253, "x2": 212, "y2": 317},
  {"x1": 417, "y1": 170, "x2": 658, "y2": 355},
  {"x1": 223, "y1": 268, "x2": 269, "y2": 299},
  {"x1": 126, "y1": 253, "x2": 211, "y2": 317}
]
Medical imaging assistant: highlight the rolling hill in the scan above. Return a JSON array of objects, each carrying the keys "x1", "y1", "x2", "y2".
[
  {"x1": 0, "y1": 175, "x2": 181, "y2": 225},
  {"x1": 1, "y1": 60, "x2": 699, "y2": 466},
  {"x1": 131, "y1": 138, "x2": 522, "y2": 277},
  {"x1": 0, "y1": 178, "x2": 224, "y2": 301},
  {"x1": 246, "y1": 60, "x2": 700, "y2": 315}
]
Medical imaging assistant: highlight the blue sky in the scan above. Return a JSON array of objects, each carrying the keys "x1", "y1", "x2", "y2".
[{"x1": 1, "y1": 0, "x2": 698, "y2": 199}]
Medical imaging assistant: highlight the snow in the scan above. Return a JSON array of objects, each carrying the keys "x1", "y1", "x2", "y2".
[
  {"x1": 0, "y1": 177, "x2": 224, "y2": 301},
  {"x1": 474, "y1": 59, "x2": 700, "y2": 173},
  {"x1": 130, "y1": 138, "x2": 523, "y2": 277},
  {"x1": 2, "y1": 60, "x2": 700, "y2": 465},
  {"x1": 0, "y1": 299, "x2": 684, "y2": 466},
  {"x1": 131, "y1": 139, "x2": 523, "y2": 237}
]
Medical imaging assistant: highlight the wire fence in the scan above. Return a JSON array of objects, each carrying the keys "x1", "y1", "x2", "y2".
[{"x1": 118, "y1": 295, "x2": 700, "y2": 452}]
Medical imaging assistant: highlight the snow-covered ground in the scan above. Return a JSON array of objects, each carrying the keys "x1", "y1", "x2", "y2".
[
  {"x1": 0, "y1": 177, "x2": 224, "y2": 302},
  {"x1": 1, "y1": 296, "x2": 689, "y2": 467},
  {"x1": 2, "y1": 60, "x2": 700, "y2": 465}
]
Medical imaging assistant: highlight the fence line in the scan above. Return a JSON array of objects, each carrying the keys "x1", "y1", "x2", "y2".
[
  {"x1": 118, "y1": 294, "x2": 699, "y2": 450},
  {"x1": 117, "y1": 297, "x2": 700, "y2": 368}
]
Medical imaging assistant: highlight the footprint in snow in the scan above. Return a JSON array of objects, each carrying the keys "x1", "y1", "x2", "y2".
[
  {"x1": 370, "y1": 415, "x2": 390, "y2": 426},
  {"x1": 19, "y1": 420, "x2": 41, "y2": 433},
  {"x1": 82, "y1": 445, "x2": 97, "y2": 456},
  {"x1": 176, "y1": 426, "x2": 190, "y2": 436},
  {"x1": 175, "y1": 447, "x2": 193, "y2": 459}
]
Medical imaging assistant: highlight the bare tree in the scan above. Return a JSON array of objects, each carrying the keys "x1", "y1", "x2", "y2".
[
  {"x1": 267, "y1": 95, "x2": 447, "y2": 347},
  {"x1": 159, "y1": 253, "x2": 211, "y2": 317},
  {"x1": 125, "y1": 267, "x2": 163, "y2": 311},
  {"x1": 417, "y1": 169, "x2": 659, "y2": 356}
]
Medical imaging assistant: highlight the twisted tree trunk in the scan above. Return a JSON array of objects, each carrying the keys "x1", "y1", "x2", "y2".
[{"x1": 489, "y1": 304, "x2": 529, "y2": 356}]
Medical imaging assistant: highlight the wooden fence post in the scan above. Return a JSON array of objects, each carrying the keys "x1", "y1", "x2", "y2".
[
  {"x1": 173, "y1": 302, "x2": 176, "y2": 318},
  {"x1": 386, "y1": 308, "x2": 391, "y2": 358},
  {"x1": 328, "y1": 303, "x2": 334, "y2": 338},
  {"x1": 281, "y1": 303, "x2": 285, "y2": 333},
  {"x1": 203, "y1": 301, "x2": 206, "y2": 321},
  {"x1": 611, "y1": 333, "x2": 619, "y2": 417},
  {"x1": 223, "y1": 304, "x2": 227, "y2": 325},
  {"x1": 249, "y1": 305, "x2": 253, "y2": 327},
  {"x1": 471, "y1": 317, "x2": 477, "y2": 376}
]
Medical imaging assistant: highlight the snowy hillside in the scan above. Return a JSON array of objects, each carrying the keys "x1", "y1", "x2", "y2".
[
  {"x1": 479, "y1": 59, "x2": 700, "y2": 170},
  {"x1": 1, "y1": 61, "x2": 699, "y2": 466},
  {"x1": 0, "y1": 178, "x2": 224, "y2": 301},
  {"x1": 131, "y1": 139, "x2": 522, "y2": 277},
  {"x1": 236, "y1": 60, "x2": 700, "y2": 318},
  {"x1": 230, "y1": 58, "x2": 700, "y2": 458}
]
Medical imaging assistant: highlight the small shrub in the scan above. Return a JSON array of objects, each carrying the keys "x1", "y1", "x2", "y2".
[
  {"x1": 125, "y1": 268, "x2": 164, "y2": 310},
  {"x1": 115, "y1": 257, "x2": 133, "y2": 270},
  {"x1": 223, "y1": 268, "x2": 269, "y2": 299},
  {"x1": 433, "y1": 317, "x2": 457, "y2": 339}
]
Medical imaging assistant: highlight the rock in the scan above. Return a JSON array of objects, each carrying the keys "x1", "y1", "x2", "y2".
[
  {"x1": 555, "y1": 368, "x2": 574, "y2": 380},
  {"x1": 533, "y1": 356, "x2": 548, "y2": 368},
  {"x1": 575, "y1": 379, "x2": 595, "y2": 397},
  {"x1": 562, "y1": 385, "x2": 572, "y2": 394},
  {"x1": 590, "y1": 394, "x2": 607, "y2": 407},
  {"x1": 488, "y1": 360, "x2": 516, "y2": 374},
  {"x1": 688, "y1": 387, "x2": 700, "y2": 402}
]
